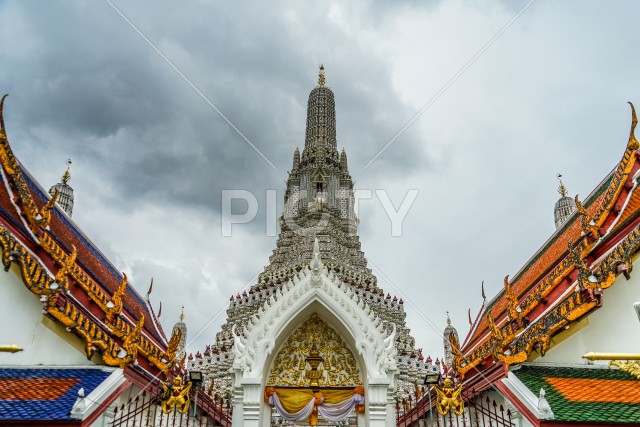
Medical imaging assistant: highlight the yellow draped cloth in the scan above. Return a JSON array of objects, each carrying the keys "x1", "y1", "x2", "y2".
[{"x1": 264, "y1": 386, "x2": 365, "y2": 426}]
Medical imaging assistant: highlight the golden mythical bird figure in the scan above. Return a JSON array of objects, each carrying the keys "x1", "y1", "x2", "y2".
[
  {"x1": 161, "y1": 376, "x2": 192, "y2": 414},
  {"x1": 434, "y1": 378, "x2": 464, "y2": 416}
]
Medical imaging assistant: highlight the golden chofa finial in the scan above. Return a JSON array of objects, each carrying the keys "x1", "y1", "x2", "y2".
[
  {"x1": 628, "y1": 102, "x2": 639, "y2": 150},
  {"x1": 0, "y1": 94, "x2": 8, "y2": 133},
  {"x1": 556, "y1": 173, "x2": 568, "y2": 197},
  {"x1": 61, "y1": 159, "x2": 72, "y2": 185},
  {"x1": 318, "y1": 64, "x2": 326, "y2": 87}
]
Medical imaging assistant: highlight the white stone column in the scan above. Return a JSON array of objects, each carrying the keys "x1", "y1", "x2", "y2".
[
  {"x1": 232, "y1": 369, "x2": 245, "y2": 427},
  {"x1": 368, "y1": 381, "x2": 392, "y2": 427},
  {"x1": 241, "y1": 379, "x2": 262, "y2": 427},
  {"x1": 386, "y1": 384, "x2": 397, "y2": 427}
]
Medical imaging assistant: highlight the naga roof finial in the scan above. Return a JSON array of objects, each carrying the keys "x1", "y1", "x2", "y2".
[
  {"x1": 318, "y1": 64, "x2": 326, "y2": 87},
  {"x1": 556, "y1": 173, "x2": 568, "y2": 197}
]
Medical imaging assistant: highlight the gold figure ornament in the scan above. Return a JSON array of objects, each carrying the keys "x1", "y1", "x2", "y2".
[
  {"x1": 161, "y1": 376, "x2": 192, "y2": 414},
  {"x1": 434, "y1": 378, "x2": 464, "y2": 416}
]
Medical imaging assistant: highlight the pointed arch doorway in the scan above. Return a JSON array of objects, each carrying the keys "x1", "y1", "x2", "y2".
[{"x1": 265, "y1": 313, "x2": 365, "y2": 426}]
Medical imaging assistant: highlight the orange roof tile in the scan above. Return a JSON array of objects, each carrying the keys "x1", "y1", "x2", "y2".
[
  {"x1": 0, "y1": 378, "x2": 79, "y2": 400},
  {"x1": 545, "y1": 376, "x2": 640, "y2": 404}
]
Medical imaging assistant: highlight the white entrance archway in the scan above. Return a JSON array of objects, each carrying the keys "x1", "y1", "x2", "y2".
[{"x1": 231, "y1": 240, "x2": 398, "y2": 427}]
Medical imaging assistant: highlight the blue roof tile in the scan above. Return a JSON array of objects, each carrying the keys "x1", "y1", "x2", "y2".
[{"x1": 0, "y1": 367, "x2": 113, "y2": 421}]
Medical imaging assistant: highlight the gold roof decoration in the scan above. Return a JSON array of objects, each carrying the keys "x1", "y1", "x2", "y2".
[
  {"x1": 268, "y1": 313, "x2": 361, "y2": 387},
  {"x1": 0, "y1": 94, "x2": 8, "y2": 134},
  {"x1": 628, "y1": 101, "x2": 639, "y2": 150}
]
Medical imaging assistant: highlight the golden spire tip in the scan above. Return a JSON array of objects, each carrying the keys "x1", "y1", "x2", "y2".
[
  {"x1": 318, "y1": 64, "x2": 326, "y2": 87},
  {"x1": 556, "y1": 173, "x2": 568, "y2": 197},
  {"x1": 61, "y1": 159, "x2": 72, "y2": 185}
]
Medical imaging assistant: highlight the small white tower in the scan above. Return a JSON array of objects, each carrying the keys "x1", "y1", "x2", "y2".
[
  {"x1": 49, "y1": 159, "x2": 74, "y2": 217},
  {"x1": 443, "y1": 312, "x2": 459, "y2": 366},
  {"x1": 172, "y1": 306, "x2": 187, "y2": 362},
  {"x1": 554, "y1": 174, "x2": 576, "y2": 229}
]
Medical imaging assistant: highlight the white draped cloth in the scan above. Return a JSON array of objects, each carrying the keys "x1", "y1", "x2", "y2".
[{"x1": 317, "y1": 394, "x2": 364, "y2": 421}]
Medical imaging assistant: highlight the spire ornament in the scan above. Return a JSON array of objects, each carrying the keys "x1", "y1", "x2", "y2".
[
  {"x1": 62, "y1": 159, "x2": 71, "y2": 185},
  {"x1": 556, "y1": 174, "x2": 568, "y2": 197},
  {"x1": 318, "y1": 64, "x2": 326, "y2": 87}
]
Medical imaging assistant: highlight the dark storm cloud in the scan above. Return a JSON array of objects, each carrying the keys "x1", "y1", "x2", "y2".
[{"x1": 0, "y1": 0, "x2": 428, "y2": 233}]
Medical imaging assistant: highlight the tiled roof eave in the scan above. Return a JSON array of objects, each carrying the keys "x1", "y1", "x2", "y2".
[
  {"x1": 0, "y1": 223, "x2": 178, "y2": 375},
  {"x1": 459, "y1": 133, "x2": 640, "y2": 363}
]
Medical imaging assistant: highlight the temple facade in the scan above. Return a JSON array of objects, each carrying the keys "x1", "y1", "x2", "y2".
[
  {"x1": 3, "y1": 67, "x2": 638, "y2": 426},
  {"x1": 191, "y1": 68, "x2": 429, "y2": 427}
]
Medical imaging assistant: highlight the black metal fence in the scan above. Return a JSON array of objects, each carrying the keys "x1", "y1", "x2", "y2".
[
  {"x1": 397, "y1": 391, "x2": 514, "y2": 427},
  {"x1": 110, "y1": 386, "x2": 232, "y2": 427}
]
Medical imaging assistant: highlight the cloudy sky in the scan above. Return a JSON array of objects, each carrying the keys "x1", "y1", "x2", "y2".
[{"x1": 2, "y1": 0, "x2": 640, "y2": 360}]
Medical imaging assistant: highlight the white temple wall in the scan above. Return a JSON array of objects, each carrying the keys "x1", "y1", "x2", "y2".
[
  {"x1": 0, "y1": 261, "x2": 96, "y2": 366},
  {"x1": 532, "y1": 269, "x2": 640, "y2": 365}
]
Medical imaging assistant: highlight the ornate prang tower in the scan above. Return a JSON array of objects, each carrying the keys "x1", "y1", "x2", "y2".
[{"x1": 194, "y1": 67, "x2": 427, "y2": 408}]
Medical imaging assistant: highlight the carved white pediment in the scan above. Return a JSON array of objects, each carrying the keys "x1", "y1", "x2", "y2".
[{"x1": 232, "y1": 239, "x2": 397, "y2": 382}]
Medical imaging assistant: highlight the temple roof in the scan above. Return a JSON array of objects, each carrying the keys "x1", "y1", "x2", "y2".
[
  {"x1": 20, "y1": 167, "x2": 166, "y2": 344},
  {"x1": 514, "y1": 365, "x2": 640, "y2": 423},
  {"x1": 456, "y1": 104, "x2": 640, "y2": 377},
  {"x1": 0, "y1": 97, "x2": 179, "y2": 375}
]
